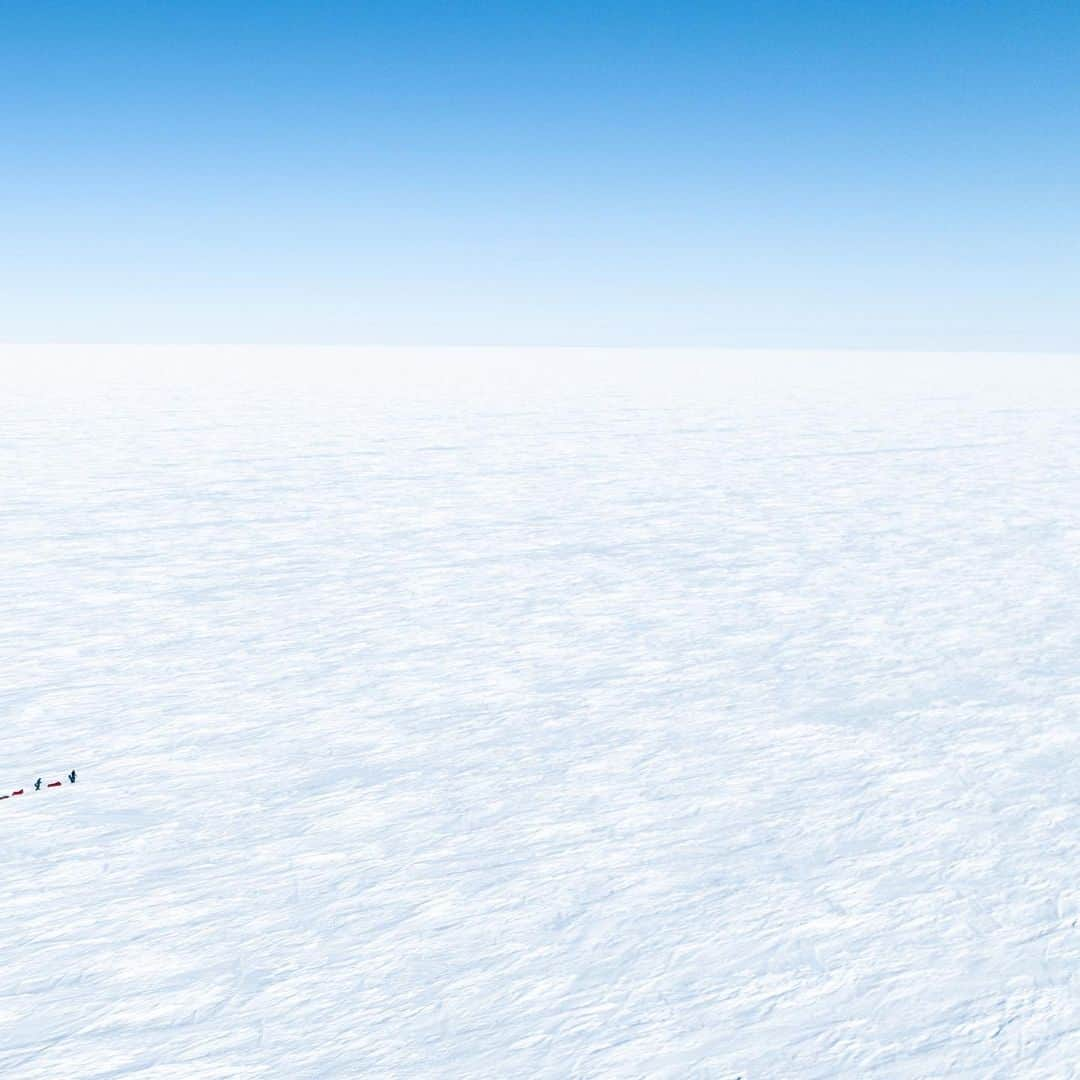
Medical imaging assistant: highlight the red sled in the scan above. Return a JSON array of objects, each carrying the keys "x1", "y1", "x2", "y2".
[
  {"x1": 11, "y1": 790, "x2": 23, "y2": 796},
  {"x1": 47, "y1": 781, "x2": 62, "y2": 788}
]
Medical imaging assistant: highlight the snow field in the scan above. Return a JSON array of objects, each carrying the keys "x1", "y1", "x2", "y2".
[{"x1": 4, "y1": 347, "x2": 1080, "y2": 1077}]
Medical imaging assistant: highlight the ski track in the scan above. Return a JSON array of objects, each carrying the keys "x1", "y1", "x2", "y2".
[{"x1": 4, "y1": 347, "x2": 1080, "y2": 1077}]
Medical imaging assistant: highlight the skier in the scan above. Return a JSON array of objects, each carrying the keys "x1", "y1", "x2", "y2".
[
  {"x1": 68, "y1": 770, "x2": 76, "y2": 784},
  {"x1": 34, "y1": 778, "x2": 42, "y2": 791}
]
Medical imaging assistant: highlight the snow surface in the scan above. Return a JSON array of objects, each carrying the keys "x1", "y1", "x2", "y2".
[{"x1": 5, "y1": 345, "x2": 1080, "y2": 1077}]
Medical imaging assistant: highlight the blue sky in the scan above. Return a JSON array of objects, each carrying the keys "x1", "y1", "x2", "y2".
[{"x1": 2, "y1": 1, "x2": 1077, "y2": 348}]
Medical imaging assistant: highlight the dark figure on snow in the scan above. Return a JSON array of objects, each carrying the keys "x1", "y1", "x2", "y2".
[
  {"x1": 68, "y1": 770, "x2": 76, "y2": 784},
  {"x1": 34, "y1": 778, "x2": 42, "y2": 791}
]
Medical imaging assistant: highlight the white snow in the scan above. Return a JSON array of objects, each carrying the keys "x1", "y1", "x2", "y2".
[{"x1": 4, "y1": 345, "x2": 1080, "y2": 1077}]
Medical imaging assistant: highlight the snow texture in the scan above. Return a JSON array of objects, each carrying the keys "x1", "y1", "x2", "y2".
[{"x1": 4, "y1": 345, "x2": 1080, "y2": 1077}]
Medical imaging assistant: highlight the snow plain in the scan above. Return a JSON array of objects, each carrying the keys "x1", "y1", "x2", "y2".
[{"x1": 4, "y1": 345, "x2": 1080, "y2": 1077}]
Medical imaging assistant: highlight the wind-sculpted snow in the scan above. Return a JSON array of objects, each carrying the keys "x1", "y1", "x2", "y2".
[{"x1": 4, "y1": 347, "x2": 1080, "y2": 1077}]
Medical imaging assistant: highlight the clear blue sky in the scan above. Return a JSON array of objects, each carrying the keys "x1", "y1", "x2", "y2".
[{"x1": 2, "y1": 1, "x2": 1077, "y2": 348}]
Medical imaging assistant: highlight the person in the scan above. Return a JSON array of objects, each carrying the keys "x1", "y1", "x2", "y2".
[
  {"x1": 34, "y1": 778, "x2": 42, "y2": 791},
  {"x1": 68, "y1": 770, "x2": 76, "y2": 784}
]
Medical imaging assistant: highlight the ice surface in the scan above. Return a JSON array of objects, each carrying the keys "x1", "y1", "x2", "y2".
[{"x1": 4, "y1": 345, "x2": 1080, "y2": 1077}]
